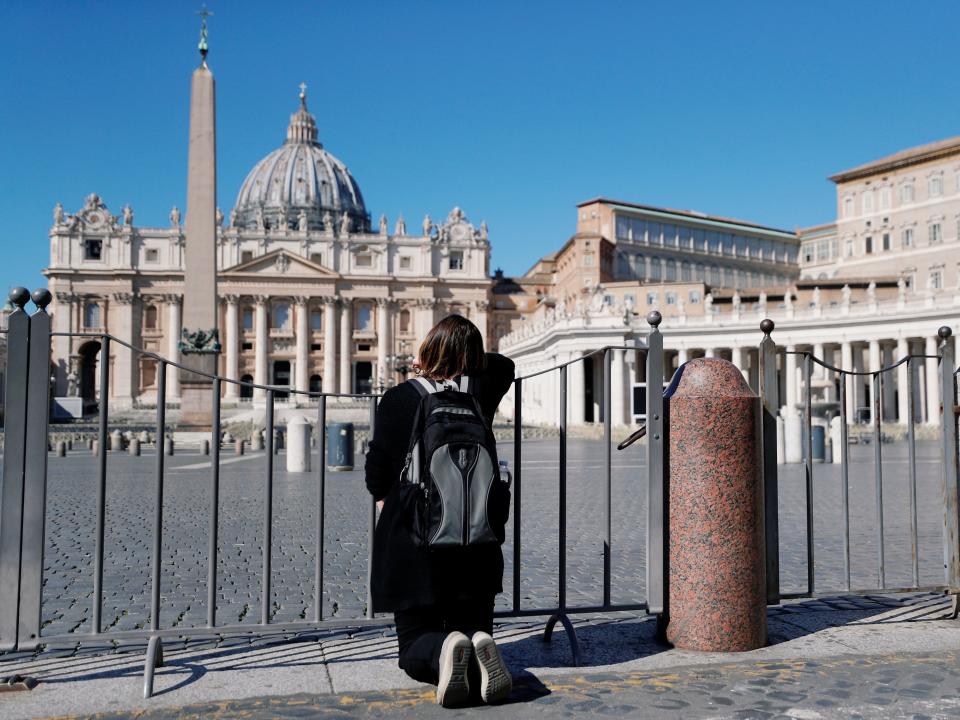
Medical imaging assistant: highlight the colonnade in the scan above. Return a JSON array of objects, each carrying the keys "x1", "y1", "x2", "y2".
[{"x1": 513, "y1": 334, "x2": 946, "y2": 428}]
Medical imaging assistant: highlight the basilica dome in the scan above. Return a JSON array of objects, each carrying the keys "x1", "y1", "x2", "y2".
[{"x1": 232, "y1": 88, "x2": 368, "y2": 232}]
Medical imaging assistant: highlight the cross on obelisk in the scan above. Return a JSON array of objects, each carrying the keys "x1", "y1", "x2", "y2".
[{"x1": 179, "y1": 7, "x2": 219, "y2": 428}]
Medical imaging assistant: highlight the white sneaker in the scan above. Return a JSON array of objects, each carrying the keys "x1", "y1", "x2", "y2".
[
  {"x1": 436, "y1": 631, "x2": 472, "y2": 707},
  {"x1": 471, "y1": 631, "x2": 512, "y2": 703}
]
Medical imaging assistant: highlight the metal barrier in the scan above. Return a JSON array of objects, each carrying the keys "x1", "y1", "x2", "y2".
[
  {"x1": 0, "y1": 289, "x2": 668, "y2": 698},
  {"x1": 759, "y1": 321, "x2": 960, "y2": 605}
]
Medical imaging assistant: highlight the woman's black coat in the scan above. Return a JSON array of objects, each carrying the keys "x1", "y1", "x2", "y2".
[{"x1": 364, "y1": 353, "x2": 515, "y2": 613}]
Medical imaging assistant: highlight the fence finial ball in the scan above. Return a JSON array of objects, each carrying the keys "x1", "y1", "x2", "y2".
[
  {"x1": 938, "y1": 326, "x2": 953, "y2": 340},
  {"x1": 31, "y1": 288, "x2": 52, "y2": 310},
  {"x1": 760, "y1": 318, "x2": 775, "y2": 336},
  {"x1": 9, "y1": 287, "x2": 29, "y2": 309},
  {"x1": 647, "y1": 310, "x2": 662, "y2": 328}
]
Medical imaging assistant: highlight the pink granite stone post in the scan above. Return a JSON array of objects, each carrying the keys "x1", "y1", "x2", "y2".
[{"x1": 666, "y1": 357, "x2": 766, "y2": 651}]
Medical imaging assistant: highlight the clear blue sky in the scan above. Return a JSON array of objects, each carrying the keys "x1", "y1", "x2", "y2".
[{"x1": 2, "y1": 1, "x2": 957, "y2": 295}]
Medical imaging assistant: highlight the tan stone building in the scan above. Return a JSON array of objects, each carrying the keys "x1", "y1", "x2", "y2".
[
  {"x1": 45, "y1": 91, "x2": 491, "y2": 410},
  {"x1": 800, "y1": 136, "x2": 960, "y2": 290}
]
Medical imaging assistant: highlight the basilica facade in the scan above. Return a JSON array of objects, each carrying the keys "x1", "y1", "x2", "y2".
[{"x1": 45, "y1": 91, "x2": 491, "y2": 409}]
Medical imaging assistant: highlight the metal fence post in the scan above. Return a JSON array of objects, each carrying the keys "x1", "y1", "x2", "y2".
[
  {"x1": 0, "y1": 288, "x2": 32, "y2": 651},
  {"x1": 938, "y1": 327, "x2": 959, "y2": 593},
  {"x1": 18, "y1": 290, "x2": 53, "y2": 647},
  {"x1": 758, "y1": 319, "x2": 780, "y2": 604},
  {"x1": 645, "y1": 311, "x2": 666, "y2": 616}
]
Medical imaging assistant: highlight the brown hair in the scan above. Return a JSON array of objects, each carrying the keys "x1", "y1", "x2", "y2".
[{"x1": 416, "y1": 314, "x2": 487, "y2": 381}]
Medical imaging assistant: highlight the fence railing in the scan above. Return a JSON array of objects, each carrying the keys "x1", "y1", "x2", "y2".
[
  {"x1": 0, "y1": 289, "x2": 669, "y2": 698},
  {"x1": 3, "y1": 286, "x2": 958, "y2": 698}
]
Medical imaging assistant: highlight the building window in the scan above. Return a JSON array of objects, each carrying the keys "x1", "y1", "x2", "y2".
[
  {"x1": 843, "y1": 195, "x2": 854, "y2": 217},
  {"x1": 310, "y1": 252, "x2": 323, "y2": 265},
  {"x1": 356, "y1": 253, "x2": 372, "y2": 268},
  {"x1": 880, "y1": 187, "x2": 891, "y2": 210},
  {"x1": 143, "y1": 305, "x2": 157, "y2": 330},
  {"x1": 816, "y1": 239, "x2": 831, "y2": 261},
  {"x1": 242, "y1": 308, "x2": 254, "y2": 330},
  {"x1": 665, "y1": 292, "x2": 677, "y2": 305},
  {"x1": 803, "y1": 244, "x2": 814, "y2": 263},
  {"x1": 930, "y1": 269, "x2": 943, "y2": 290},
  {"x1": 141, "y1": 360, "x2": 157, "y2": 388},
  {"x1": 649, "y1": 258, "x2": 661, "y2": 281},
  {"x1": 310, "y1": 310, "x2": 322, "y2": 331},
  {"x1": 865, "y1": 236, "x2": 873, "y2": 254},
  {"x1": 84, "y1": 302, "x2": 101, "y2": 328},
  {"x1": 357, "y1": 303, "x2": 372, "y2": 331},
  {"x1": 680, "y1": 261, "x2": 691, "y2": 281},
  {"x1": 240, "y1": 374, "x2": 254, "y2": 399},
  {"x1": 399, "y1": 255, "x2": 412, "y2": 270},
  {"x1": 624, "y1": 293, "x2": 635, "y2": 307},
  {"x1": 930, "y1": 223, "x2": 942, "y2": 244},
  {"x1": 665, "y1": 259, "x2": 676, "y2": 281},
  {"x1": 583, "y1": 253, "x2": 594, "y2": 267},
  {"x1": 882, "y1": 233, "x2": 890, "y2": 251},
  {"x1": 449, "y1": 250, "x2": 464, "y2": 271},
  {"x1": 862, "y1": 191, "x2": 874, "y2": 214},
  {"x1": 241, "y1": 250, "x2": 254, "y2": 263},
  {"x1": 272, "y1": 303, "x2": 291, "y2": 329},
  {"x1": 930, "y1": 176, "x2": 943, "y2": 197},
  {"x1": 901, "y1": 184, "x2": 915, "y2": 204},
  {"x1": 688, "y1": 290, "x2": 701, "y2": 304},
  {"x1": 646, "y1": 292, "x2": 658, "y2": 306},
  {"x1": 84, "y1": 239, "x2": 102, "y2": 260},
  {"x1": 902, "y1": 228, "x2": 913, "y2": 247},
  {"x1": 309, "y1": 374, "x2": 322, "y2": 393},
  {"x1": 145, "y1": 248, "x2": 159, "y2": 263},
  {"x1": 399, "y1": 309, "x2": 411, "y2": 333}
]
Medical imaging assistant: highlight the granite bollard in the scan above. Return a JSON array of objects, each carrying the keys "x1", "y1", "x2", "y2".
[
  {"x1": 201, "y1": 439, "x2": 210, "y2": 455},
  {"x1": 234, "y1": 439, "x2": 245, "y2": 455},
  {"x1": 164, "y1": 437, "x2": 174, "y2": 456},
  {"x1": 250, "y1": 432, "x2": 263, "y2": 452},
  {"x1": 286, "y1": 417, "x2": 311, "y2": 473},
  {"x1": 666, "y1": 357, "x2": 766, "y2": 652},
  {"x1": 55, "y1": 441, "x2": 66, "y2": 457},
  {"x1": 110, "y1": 430, "x2": 123, "y2": 452},
  {"x1": 129, "y1": 438, "x2": 141, "y2": 456}
]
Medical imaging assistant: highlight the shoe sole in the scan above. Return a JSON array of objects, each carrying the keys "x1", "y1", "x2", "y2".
[
  {"x1": 436, "y1": 634, "x2": 472, "y2": 707},
  {"x1": 473, "y1": 634, "x2": 512, "y2": 703}
]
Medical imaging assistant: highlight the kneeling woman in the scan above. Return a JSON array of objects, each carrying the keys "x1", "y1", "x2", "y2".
[{"x1": 364, "y1": 314, "x2": 515, "y2": 707}]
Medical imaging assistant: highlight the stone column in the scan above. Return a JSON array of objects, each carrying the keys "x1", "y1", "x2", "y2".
[
  {"x1": 897, "y1": 337, "x2": 909, "y2": 424},
  {"x1": 295, "y1": 297, "x2": 309, "y2": 395},
  {"x1": 852, "y1": 344, "x2": 866, "y2": 419},
  {"x1": 568, "y1": 351, "x2": 585, "y2": 424},
  {"x1": 339, "y1": 298, "x2": 352, "y2": 394},
  {"x1": 881, "y1": 343, "x2": 896, "y2": 421},
  {"x1": 52, "y1": 291, "x2": 75, "y2": 394},
  {"x1": 376, "y1": 298, "x2": 391, "y2": 389},
  {"x1": 111, "y1": 292, "x2": 137, "y2": 404},
  {"x1": 731, "y1": 346, "x2": 748, "y2": 382},
  {"x1": 474, "y1": 300, "x2": 489, "y2": 347},
  {"x1": 704, "y1": 348, "x2": 716, "y2": 359},
  {"x1": 323, "y1": 297, "x2": 337, "y2": 393},
  {"x1": 162, "y1": 295, "x2": 181, "y2": 400},
  {"x1": 677, "y1": 348, "x2": 689, "y2": 365},
  {"x1": 868, "y1": 339, "x2": 881, "y2": 424},
  {"x1": 784, "y1": 345, "x2": 797, "y2": 411},
  {"x1": 841, "y1": 341, "x2": 854, "y2": 420},
  {"x1": 925, "y1": 335, "x2": 940, "y2": 425},
  {"x1": 254, "y1": 296, "x2": 268, "y2": 401},
  {"x1": 224, "y1": 295, "x2": 239, "y2": 399},
  {"x1": 813, "y1": 343, "x2": 825, "y2": 379},
  {"x1": 611, "y1": 348, "x2": 627, "y2": 426}
]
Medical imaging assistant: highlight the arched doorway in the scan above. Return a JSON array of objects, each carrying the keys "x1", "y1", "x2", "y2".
[{"x1": 78, "y1": 340, "x2": 101, "y2": 410}]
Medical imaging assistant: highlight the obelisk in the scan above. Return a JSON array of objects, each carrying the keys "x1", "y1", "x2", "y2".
[{"x1": 179, "y1": 9, "x2": 219, "y2": 428}]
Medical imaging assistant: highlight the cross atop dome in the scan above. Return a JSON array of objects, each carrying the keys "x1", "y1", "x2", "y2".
[{"x1": 286, "y1": 84, "x2": 319, "y2": 145}]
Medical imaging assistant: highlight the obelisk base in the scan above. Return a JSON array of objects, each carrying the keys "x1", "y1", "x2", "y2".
[{"x1": 179, "y1": 353, "x2": 219, "y2": 430}]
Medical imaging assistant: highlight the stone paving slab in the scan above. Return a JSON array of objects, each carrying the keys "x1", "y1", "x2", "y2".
[{"x1": 2, "y1": 594, "x2": 960, "y2": 719}]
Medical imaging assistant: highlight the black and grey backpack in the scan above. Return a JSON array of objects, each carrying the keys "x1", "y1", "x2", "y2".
[{"x1": 400, "y1": 376, "x2": 510, "y2": 548}]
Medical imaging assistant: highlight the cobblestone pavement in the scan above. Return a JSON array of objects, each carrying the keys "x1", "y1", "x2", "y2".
[
  {"x1": 29, "y1": 435, "x2": 946, "y2": 640},
  {"x1": 59, "y1": 650, "x2": 960, "y2": 720}
]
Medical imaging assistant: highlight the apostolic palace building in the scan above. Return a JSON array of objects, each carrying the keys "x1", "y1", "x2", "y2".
[{"x1": 42, "y1": 53, "x2": 960, "y2": 435}]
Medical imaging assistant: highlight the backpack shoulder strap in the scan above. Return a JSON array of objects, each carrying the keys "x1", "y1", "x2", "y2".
[
  {"x1": 458, "y1": 375, "x2": 471, "y2": 394},
  {"x1": 410, "y1": 377, "x2": 440, "y2": 396}
]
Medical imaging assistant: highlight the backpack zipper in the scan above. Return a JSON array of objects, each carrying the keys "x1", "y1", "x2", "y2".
[{"x1": 461, "y1": 444, "x2": 480, "y2": 545}]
